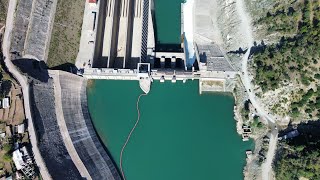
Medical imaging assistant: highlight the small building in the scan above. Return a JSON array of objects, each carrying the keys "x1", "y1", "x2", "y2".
[
  {"x1": 12, "y1": 147, "x2": 35, "y2": 178},
  {"x1": 280, "y1": 129, "x2": 299, "y2": 140},
  {"x1": 17, "y1": 124, "x2": 25, "y2": 134},
  {"x1": 13, "y1": 149, "x2": 24, "y2": 170},
  {"x1": 5, "y1": 126, "x2": 12, "y2": 137},
  {"x1": 0, "y1": 132, "x2": 5, "y2": 138},
  {"x1": 2, "y1": 98, "x2": 10, "y2": 109}
]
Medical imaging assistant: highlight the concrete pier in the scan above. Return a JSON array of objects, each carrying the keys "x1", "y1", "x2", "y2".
[
  {"x1": 160, "y1": 57, "x2": 165, "y2": 68},
  {"x1": 91, "y1": 0, "x2": 152, "y2": 70}
]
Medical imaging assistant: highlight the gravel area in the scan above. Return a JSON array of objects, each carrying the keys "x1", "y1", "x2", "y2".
[
  {"x1": 24, "y1": 0, "x2": 57, "y2": 61},
  {"x1": 30, "y1": 79, "x2": 82, "y2": 179},
  {"x1": 10, "y1": 0, "x2": 33, "y2": 59}
]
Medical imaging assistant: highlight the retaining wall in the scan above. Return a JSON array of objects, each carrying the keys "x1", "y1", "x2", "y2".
[
  {"x1": 59, "y1": 71, "x2": 121, "y2": 180},
  {"x1": 29, "y1": 79, "x2": 83, "y2": 179}
]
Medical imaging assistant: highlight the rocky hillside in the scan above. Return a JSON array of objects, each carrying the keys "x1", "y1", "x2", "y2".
[{"x1": 248, "y1": 0, "x2": 320, "y2": 123}]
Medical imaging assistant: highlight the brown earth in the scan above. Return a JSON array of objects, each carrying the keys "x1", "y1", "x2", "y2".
[{"x1": 0, "y1": 83, "x2": 25, "y2": 125}]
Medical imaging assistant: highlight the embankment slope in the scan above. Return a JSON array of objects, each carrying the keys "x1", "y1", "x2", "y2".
[{"x1": 58, "y1": 71, "x2": 121, "y2": 180}]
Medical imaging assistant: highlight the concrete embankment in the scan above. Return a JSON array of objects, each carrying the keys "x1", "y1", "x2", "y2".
[
  {"x1": 27, "y1": 67, "x2": 121, "y2": 179},
  {"x1": 57, "y1": 71, "x2": 121, "y2": 180},
  {"x1": 29, "y1": 78, "x2": 83, "y2": 179}
]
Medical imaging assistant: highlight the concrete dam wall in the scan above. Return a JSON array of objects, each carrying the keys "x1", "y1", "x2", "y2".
[
  {"x1": 93, "y1": 0, "x2": 152, "y2": 69},
  {"x1": 29, "y1": 70, "x2": 121, "y2": 180},
  {"x1": 57, "y1": 71, "x2": 121, "y2": 180},
  {"x1": 30, "y1": 79, "x2": 83, "y2": 179}
]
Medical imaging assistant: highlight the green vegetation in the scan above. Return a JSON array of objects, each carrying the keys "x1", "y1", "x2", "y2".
[
  {"x1": 0, "y1": 38, "x2": 13, "y2": 98},
  {"x1": 47, "y1": 0, "x2": 85, "y2": 67},
  {"x1": 252, "y1": 0, "x2": 320, "y2": 119},
  {"x1": 241, "y1": 100, "x2": 250, "y2": 120},
  {"x1": 0, "y1": 33, "x2": 13, "y2": 102},
  {"x1": 0, "y1": 79, "x2": 12, "y2": 98},
  {"x1": 275, "y1": 123, "x2": 320, "y2": 180},
  {"x1": 2, "y1": 154, "x2": 11, "y2": 162},
  {"x1": 2, "y1": 144, "x2": 11, "y2": 152},
  {"x1": 290, "y1": 88, "x2": 320, "y2": 118},
  {"x1": 251, "y1": 116, "x2": 264, "y2": 129},
  {"x1": 253, "y1": 0, "x2": 320, "y2": 91}
]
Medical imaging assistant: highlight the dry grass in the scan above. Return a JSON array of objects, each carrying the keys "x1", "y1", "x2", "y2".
[
  {"x1": 47, "y1": 0, "x2": 85, "y2": 68},
  {"x1": 202, "y1": 80, "x2": 224, "y2": 87}
]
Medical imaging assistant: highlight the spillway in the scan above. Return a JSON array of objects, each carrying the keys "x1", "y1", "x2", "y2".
[{"x1": 94, "y1": 0, "x2": 153, "y2": 69}]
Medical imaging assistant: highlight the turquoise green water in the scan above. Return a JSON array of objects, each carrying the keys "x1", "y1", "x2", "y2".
[
  {"x1": 154, "y1": 0, "x2": 184, "y2": 44},
  {"x1": 88, "y1": 80, "x2": 253, "y2": 180}
]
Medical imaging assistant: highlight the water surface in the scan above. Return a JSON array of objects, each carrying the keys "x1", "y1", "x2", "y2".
[
  {"x1": 153, "y1": 0, "x2": 184, "y2": 45},
  {"x1": 88, "y1": 80, "x2": 252, "y2": 180}
]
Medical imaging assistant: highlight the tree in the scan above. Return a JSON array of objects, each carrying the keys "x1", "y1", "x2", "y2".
[
  {"x1": 3, "y1": 153, "x2": 12, "y2": 162},
  {"x1": 2, "y1": 144, "x2": 12, "y2": 152},
  {"x1": 0, "y1": 80, "x2": 12, "y2": 98}
]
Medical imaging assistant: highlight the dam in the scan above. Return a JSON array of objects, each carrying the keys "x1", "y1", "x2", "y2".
[
  {"x1": 91, "y1": 0, "x2": 155, "y2": 69},
  {"x1": 27, "y1": 68, "x2": 121, "y2": 180},
  {"x1": 30, "y1": 0, "x2": 238, "y2": 178},
  {"x1": 6, "y1": 0, "x2": 249, "y2": 179},
  {"x1": 76, "y1": 0, "x2": 237, "y2": 94}
]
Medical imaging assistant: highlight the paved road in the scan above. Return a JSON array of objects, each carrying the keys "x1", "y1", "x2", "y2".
[
  {"x1": 236, "y1": 1, "x2": 278, "y2": 180},
  {"x1": 2, "y1": 0, "x2": 51, "y2": 179}
]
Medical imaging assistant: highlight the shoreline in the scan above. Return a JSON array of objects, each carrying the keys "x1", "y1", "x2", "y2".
[{"x1": 87, "y1": 78, "x2": 254, "y2": 179}]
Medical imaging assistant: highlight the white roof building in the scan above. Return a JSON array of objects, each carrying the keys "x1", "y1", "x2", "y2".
[
  {"x1": 17, "y1": 124, "x2": 25, "y2": 134},
  {"x1": 13, "y1": 149, "x2": 24, "y2": 170},
  {"x1": 2, "y1": 98, "x2": 10, "y2": 109},
  {"x1": 12, "y1": 147, "x2": 35, "y2": 178}
]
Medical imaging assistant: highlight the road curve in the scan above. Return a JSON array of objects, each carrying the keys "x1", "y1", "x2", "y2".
[
  {"x1": 2, "y1": 0, "x2": 52, "y2": 179},
  {"x1": 236, "y1": 1, "x2": 278, "y2": 180}
]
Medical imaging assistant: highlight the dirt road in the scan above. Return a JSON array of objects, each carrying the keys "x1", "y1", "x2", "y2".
[
  {"x1": 2, "y1": 0, "x2": 51, "y2": 179},
  {"x1": 236, "y1": 0, "x2": 278, "y2": 180}
]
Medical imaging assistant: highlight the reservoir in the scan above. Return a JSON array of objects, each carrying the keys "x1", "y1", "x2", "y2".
[
  {"x1": 87, "y1": 80, "x2": 253, "y2": 180},
  {"x1": 154, "y1": 0, "x2": 184, "y2": 45}
]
